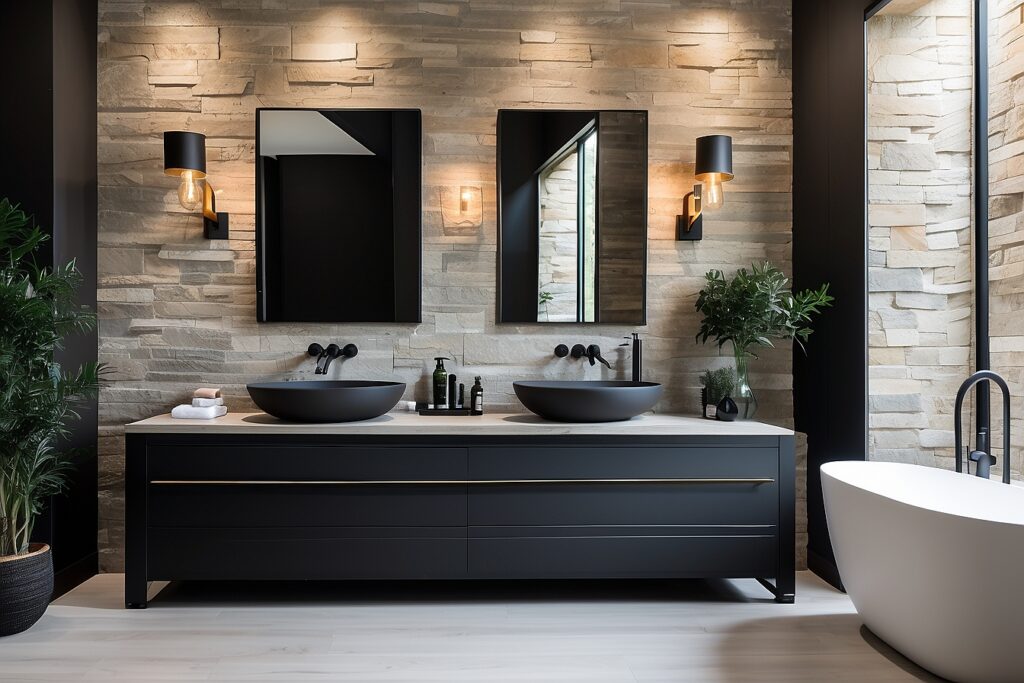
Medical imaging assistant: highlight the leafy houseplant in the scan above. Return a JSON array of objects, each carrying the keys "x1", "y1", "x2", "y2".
[
  {"x1": 695, "y1": 262, "x2": 833, "y2": 419},
  {"x1": 699, "y1": 368, "x2": 735, "y2": 418},
  {"x1": 0, "y1": 199, "x2": 101, "y2": 635}
]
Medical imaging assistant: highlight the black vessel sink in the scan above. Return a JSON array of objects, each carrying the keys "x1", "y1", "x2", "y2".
[
  {"x1": 513, "y1": 380, "x2": 663, "y2": 423},
  {"x1": 247, "y1": 380, "x2": 406, "y2": 423}
]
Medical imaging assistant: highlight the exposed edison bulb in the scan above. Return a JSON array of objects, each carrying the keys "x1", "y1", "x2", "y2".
[
  {"x1": 702, "y1": 173, "x2": 725, "y2": 210},
  {"x1": 177, "y1": 170, "x2": 203, "y2": 211},
  {"x1": 460, "y1": 187, "x2": 474, "y2": 214}
]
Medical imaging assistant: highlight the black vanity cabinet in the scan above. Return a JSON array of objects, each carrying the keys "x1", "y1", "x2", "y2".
[{"x1": 125, "y1": 417, "x2": 795, "y2": 607}]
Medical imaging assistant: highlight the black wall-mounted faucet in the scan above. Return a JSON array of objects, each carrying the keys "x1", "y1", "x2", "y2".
[
  {"x1": 308, "y1": 342, "x2": 358, "y2": 375},
  {"x1": 554, "y1": 343, "x2": 611, "y2": 368},
  {"x1": 586, "y1": 344, "x2": 611, "y2": 368}
]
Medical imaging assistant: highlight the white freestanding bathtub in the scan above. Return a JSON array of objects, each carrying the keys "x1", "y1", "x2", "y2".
[{"x1": 822, "y1": 461, "x2": 1024, "y2": 683}]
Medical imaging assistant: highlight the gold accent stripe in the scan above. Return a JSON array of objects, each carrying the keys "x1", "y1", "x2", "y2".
[{"x1": 149, "y1": 478, "x2": 774, "y2": 486}]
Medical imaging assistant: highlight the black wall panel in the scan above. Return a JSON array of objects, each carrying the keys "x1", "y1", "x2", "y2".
[
  {"x1": 0, "y1": 0, "x2": 99, "y2": 597},
  {"x1": 793, "y1": 0, "x2": 872, "y2": 589}
]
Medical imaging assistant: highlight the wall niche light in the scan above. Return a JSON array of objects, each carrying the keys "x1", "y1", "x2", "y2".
[
  {"x1": 677, "y1": 134, "x2": 733, "y2": 241},
  {"x1": 439, "y1": 185, "x2": 483, "y2": 234},
  {"x1": 163, "y1": 131, "x2": 229, "y2": 239}
]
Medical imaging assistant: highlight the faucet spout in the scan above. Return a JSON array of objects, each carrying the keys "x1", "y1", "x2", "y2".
[
  {"x1": 586, "y1": 344, "x2": 611, "y2": 369},
  {"x1": 308, "y1": 343, "x2": 328, "y2": 374},
  {"x1": 970, "y1": 448, "x2": 996, "y2": 479},
  {"x1": 319, "y1": 344, "x2": 341, "y2": 375},
  {"x1": 954, "y1": 370, "x2": 1012, "y2": 484}
]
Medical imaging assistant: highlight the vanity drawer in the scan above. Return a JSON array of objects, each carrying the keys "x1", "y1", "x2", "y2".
[
  {"x1": 146, "y1": 444, "x2": 467, "y2": 482},
  {"x1": 469, "y1": 480, "x2": 777, "y2": 526},
  {"x1": 148, "y1": 481, "x2": 466, "y2": 528},
  {"x1": 469, "y1": 533, "x2": 776, "y2": 579},
  {"x1": 149, "y1": 527, "x2": 467, "y2": 580},
  {"x1": 468, "y1": 446, "x2": 779, "y2": 526}
]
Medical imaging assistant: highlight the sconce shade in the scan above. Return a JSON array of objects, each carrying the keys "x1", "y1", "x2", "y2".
[
  {"x1": 694, "y1": 134, "x2": 733, "y2": 181},
  {"x1": 163, "y1": 131, "x2": 207, "y2": 178}
]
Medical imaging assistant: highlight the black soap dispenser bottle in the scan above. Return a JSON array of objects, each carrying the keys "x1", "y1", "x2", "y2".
[{"x1": 432, "y1": 357, "x2": 450, "y2": 409}]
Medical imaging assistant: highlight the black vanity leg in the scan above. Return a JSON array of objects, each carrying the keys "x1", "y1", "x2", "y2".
[
  {"x1": 777, "y1": 434, "x2": 796, "y2": 603},
  {"x1": 125, "y1": 593, "x2": 147, "y2": 610},
  {"x1": 125, "y1": 433, "x2": 148, "y2": 609},
  {"x1": 756, "y1": 577, "x2": 794, "y2": 603},
  {"x1": 774, "y1": 582, "x2": 795, "y2": 604}
]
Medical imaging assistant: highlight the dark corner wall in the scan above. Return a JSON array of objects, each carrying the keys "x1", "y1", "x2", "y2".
[
  {"x1": 0, "y1": 0, "x2": 98, "y2": 595},
  {"x1": 793, "y1": 0, "x2": 872, "y2": 589}
]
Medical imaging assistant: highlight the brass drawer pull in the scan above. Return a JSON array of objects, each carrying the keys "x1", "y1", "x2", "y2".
[{"x1": 149, "y1": 478, "x2": 774, "y2": 486}]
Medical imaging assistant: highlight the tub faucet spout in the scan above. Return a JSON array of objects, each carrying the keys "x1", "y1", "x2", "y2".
[
  {"x1": 954, "y1": 370, "x2": 1012, "y2": 484},
  {"x1": 969, "y1": 428, "x2": 996, "y2": 479},
  {"x1": 970, "y1": 449, "x2": 995, "y2": 479}
]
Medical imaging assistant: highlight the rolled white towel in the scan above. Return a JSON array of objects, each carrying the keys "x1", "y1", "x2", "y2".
[
  {"x1": 171, "y1": 404, "x2": 228, "y2": 420},
  {"x1": 192, "y1": 397, "x2": 224, "y2": 407}
]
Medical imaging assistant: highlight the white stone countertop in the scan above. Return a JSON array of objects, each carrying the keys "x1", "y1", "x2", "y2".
[{"x1": 125, "y1": 411, "x2": 793, "y2": 436}]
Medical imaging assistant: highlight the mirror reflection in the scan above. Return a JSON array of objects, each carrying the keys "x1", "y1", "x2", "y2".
[
  {"x1": 498, "y1": 110, "x2": 647, "y2": 324},
  {"x1": 256, "y1": 108, "x2": 421, "y2": 323}
]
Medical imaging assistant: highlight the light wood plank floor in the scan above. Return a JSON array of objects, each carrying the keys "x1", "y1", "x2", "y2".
[{"x1": 0, "y1": 573, "x2": 945, "y2": 682}]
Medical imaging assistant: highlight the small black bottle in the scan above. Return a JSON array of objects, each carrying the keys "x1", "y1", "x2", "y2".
[{"x1": 470, "y1": 376, "x2": 484, "y2": 416}]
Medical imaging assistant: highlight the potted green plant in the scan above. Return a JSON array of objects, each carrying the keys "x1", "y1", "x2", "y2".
[
  {"x1": 695, "y1": 261, "x2": 832, "y2": 419},
  {"x1": 0, "y1": 199, "x2": 101, "y2": 636},
  {"x1": 699, "y1": 367, "x2": 735, "y2": 419}
]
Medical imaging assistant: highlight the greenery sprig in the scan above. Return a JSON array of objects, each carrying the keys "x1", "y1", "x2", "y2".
[{"x1": 695, "y1": 262, "x2": 833, "y2": 357}]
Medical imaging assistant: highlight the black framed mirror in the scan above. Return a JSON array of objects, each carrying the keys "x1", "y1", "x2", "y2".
[
  {"x1": 256, "y1": 108, "x2": 421, "y2": 323},
  {"x1": 497, "y1": 109, "x2": 648, "y2": 324}
]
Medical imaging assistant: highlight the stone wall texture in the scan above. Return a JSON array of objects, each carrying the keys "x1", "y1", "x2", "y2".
[
  {"x1": 538, "y1": 148, "x2": 584, "y2": 322},
  {"x1": 868, "y1": 0, "x2": 1023, "y2": 482},
  {"x1": 867, "y1": 0, "x2": 975, "y2": 467},
  {"x1": 96, "y1": 0, "x2": 797, "y2": 571}
]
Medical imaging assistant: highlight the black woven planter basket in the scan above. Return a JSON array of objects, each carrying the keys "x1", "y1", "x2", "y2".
[{"x1": 0, "y1": 544, "x2": 53, "y2": 636}]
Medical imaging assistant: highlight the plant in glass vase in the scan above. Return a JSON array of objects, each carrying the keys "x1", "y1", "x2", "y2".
[{"x1": 695, "y1": 262, "x2": 833, "y2": 419}]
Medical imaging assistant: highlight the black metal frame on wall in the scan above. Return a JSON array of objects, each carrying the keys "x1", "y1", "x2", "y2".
[
  {"x1": 794, "y1": 0, "x2": 990, "y2": 590},
  {"x1": 254, "y1": 107, "x2": 423, "y2": 324},
  {"x1": 0, "y1": 0, "x2": 99, "y2": 597},
  {"x1": 496, "y1": 109, "x2": 649, "y2": 325}
]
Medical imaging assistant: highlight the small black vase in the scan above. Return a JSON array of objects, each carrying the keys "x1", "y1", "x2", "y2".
[{"x1": 716, "y1": 395, "x2": 739, "y2": 422}]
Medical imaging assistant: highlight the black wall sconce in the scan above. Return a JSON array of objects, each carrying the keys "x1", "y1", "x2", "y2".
[
  {"x1": 677, "y1": 134, "x2": 733, "y2": 241},
  {"x1": 163, "y1": 131, "x2": 229, "y2": 239}
]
